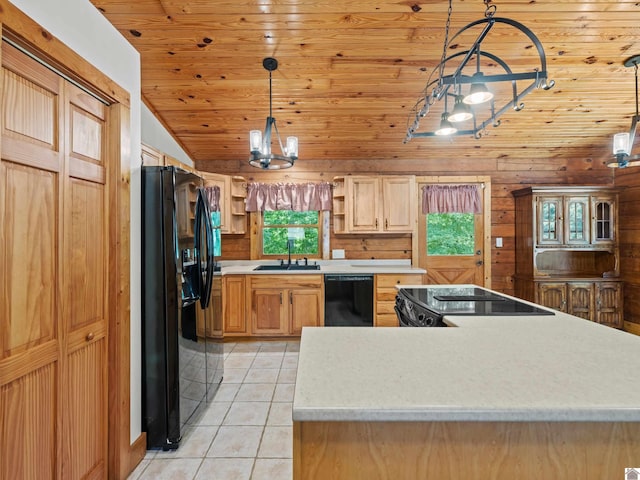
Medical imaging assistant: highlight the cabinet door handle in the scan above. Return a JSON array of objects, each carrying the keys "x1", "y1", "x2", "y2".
[
  {"x1": 375, "y1": 218, "x2": 379, "y2": 229},
  {"x1": 280, "y1": 293, "x2": 283, "y2": 304},
  {"x1": 86, "y1": 332, "x2": 95, "y2": 342},
  {"x1": 385, "y1": 219, "x2": 388, "y2": 230},
  {"x1": 289, "y1": 292, "x2": 293, "y2": 304}
]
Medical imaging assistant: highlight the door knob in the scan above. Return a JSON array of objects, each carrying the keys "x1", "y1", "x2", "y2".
[
  {"x1": 86, "y1": 332, "x2": 95, "y2": 341},
  {"x1": 476, "y1": 260, "x2": 483, "y2": 266}
]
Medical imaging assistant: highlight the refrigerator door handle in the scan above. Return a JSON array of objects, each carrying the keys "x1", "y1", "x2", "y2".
[{"x1": 194, "y1": 188, "x2": 214, "y2": 309}]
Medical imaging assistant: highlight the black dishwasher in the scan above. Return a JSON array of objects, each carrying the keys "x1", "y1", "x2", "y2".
[{"x1": 324, "y1": 274, "x2": 374, "y2": 326}]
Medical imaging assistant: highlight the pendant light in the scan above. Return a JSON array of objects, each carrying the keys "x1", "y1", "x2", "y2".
[{"x1": 249, "y1": 57, "x2": 298, "y2": 170}]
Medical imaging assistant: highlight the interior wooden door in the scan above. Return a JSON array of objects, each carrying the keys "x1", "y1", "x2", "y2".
[
  {"x1": 0, "y1": 42, "x2": 108, "y2": 480},
  {"x1": 61, "y1": 82, "x2": 108, "y2": 479},
  {"x1": 417, "y1": 182, "x2": 487, "y2": 286},
  {"x1": 0, "y1": 41, "x2": 65, "y2": 480}
]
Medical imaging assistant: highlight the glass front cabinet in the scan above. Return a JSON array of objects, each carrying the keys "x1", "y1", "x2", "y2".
[{"x1": 514, "y1": 186, "x2": 622, "y2": 329}]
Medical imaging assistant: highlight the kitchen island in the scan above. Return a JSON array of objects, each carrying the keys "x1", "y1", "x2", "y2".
[{"x1": 292, "y1": 292, "x2": 640, "y2": 479}]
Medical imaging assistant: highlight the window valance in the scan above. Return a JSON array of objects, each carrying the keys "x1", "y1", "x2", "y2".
[
  {"x1": 203, "y1": 185, "x2": 220, "y2": 212},
  {"x1": 245, "y1": 182, "x2": 332, "y2": 212},
  {"x1": 421, "y1": 184, "x2": 482, "y2": 214}
]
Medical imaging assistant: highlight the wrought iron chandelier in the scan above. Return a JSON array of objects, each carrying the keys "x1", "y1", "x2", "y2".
[
  {"x1": 249, "y1": 57, "x2": 298, "y2": 170},
  {"x1": 404, "y1": 0, "x2": 554, "y2": 142},
  {"x1": 609, "y1": 54, "x2": 640, "y2": 168}
]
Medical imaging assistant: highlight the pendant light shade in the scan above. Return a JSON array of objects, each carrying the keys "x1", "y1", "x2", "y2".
[
  {"x1": 463, "y1": 73, "x2": 494, "y2": 105},
  {"x1": 448, "y1": 95, "x2": 474, "y2": 122},
  {"x1": 435, "y1": 113, "x2": 457, "y2": 136}
]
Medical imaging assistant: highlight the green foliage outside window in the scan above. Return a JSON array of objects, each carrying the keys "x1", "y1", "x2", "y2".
[
  {"x1": 426, "y1": 213, "x2": 475, "y2": 255},
  {"x1": 263, "y1": 210, "x2": 319, "y2": 255}
]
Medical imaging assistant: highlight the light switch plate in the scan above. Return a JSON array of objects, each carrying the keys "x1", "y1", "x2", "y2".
[
  {"x1": 496, "y1": 237, "x2": 503, "y2": 248},
  {"x1": 332, "y1": 249, "x2": 345, "y2": 259}
]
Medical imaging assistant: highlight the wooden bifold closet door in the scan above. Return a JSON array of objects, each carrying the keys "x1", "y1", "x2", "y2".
[{"x1": 0, "y1": 41, "x2": 108, "y2": 479}]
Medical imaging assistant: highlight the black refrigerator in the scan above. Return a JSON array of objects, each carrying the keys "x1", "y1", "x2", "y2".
[{"x1": 141, "y1": 165, "x2": 223, "y2": 450}]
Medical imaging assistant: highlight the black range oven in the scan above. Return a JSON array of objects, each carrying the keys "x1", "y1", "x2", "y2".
[{"x1": 395, "y1": 286, "x2": 554, "y2": 327}]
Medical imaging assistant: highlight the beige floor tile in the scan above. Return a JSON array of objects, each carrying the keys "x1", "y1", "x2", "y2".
[
  {"x1": 155, "y1": 426, "x2": 218, "y2": 458},
  {"x1": 259, "y1": 341, "x2": 288, "y2": 353},
  {"x1": 194, "y1": 458, "x2": 253, "y2": 480},
  {"x1": 258, "y1": 426, "x2": 293, "y2": 458},
  {"x1": 222, "y1": 368, "x2": 248, "y2": 383},
  {"x1": 277, "y1": 368, "x2": 297, "y2": 384},
  {"x1": 207, "y1": 426, "x2": 263, "y2": 458},
  {"x1": 223, "y1": 342, "x2": 237, "y2": 353},
  {"x1": 252, "y1": 458, "x2": 293, "y2": 480},
  {"x1": 137, "y1": 458, "x2": 202, "y2": 480},
  {"x1": 285, "y1": 341, "x2": 300, "y2": 352},
  {"x1": 235, "y1": 383, "x2": 275, "y2": 402},
  {"x1": 197, "y1": 401, "x2": 231, "y2": 426},
  {"x1": 281, "y1": 355, "x2": 298, "y2": 370},
  {"x1": 273, "y1": 383, "x2": 295, "y2": 402},
  {"x1": 251, "y1": 355, "x2": 284, "y2": 369},
  {"x1": 224, "y1": 355, "x2": 255, "y2": 369},
  {"x1": 127, "y1": 458, "x2": 150, "y2": 479},
  {"x1": 210, "y1": 383, "x2": 240, "y2": 402},
  {"x1": 223, "y1": 401, "x2": 270, "y2": 426},
  {"x1": 231, "y1": 343, "x2": 262, "y2": 353},
  {"x1": 244, "y1": 368, "x2": 280, "y2": 383},
  {"x1": 267, "y1": 402, "x2": 292, "y2": 426}
]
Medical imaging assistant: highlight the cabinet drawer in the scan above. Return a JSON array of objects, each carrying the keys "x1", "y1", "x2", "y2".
[
  {"x1": 376, "y1": 274, "x2": 423, "y2": 288},
  {"x1": 376, "y1": 302, "x2": 397, "y2": 315},
  {"x1": 376, "y1": 313, "x2": 399, "y2": 327},
  {"x1": 250, "y1": 274, "x2": 323, "y2": 289}
]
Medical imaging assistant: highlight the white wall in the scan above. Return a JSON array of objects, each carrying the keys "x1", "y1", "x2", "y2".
[
  {"x1": 141, "y1": 103, "x2": 193, "y2": 166},
  {"x1": 10, "y1": 0, "x2": 144, "y2": 442}
]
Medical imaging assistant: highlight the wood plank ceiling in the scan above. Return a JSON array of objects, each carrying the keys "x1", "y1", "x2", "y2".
[{"x1": 89, "y1": 0, "x2": 640, "y2": 173}]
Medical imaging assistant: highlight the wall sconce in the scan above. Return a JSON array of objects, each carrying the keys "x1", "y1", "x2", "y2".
[{"x1": 609, "y1": 55, "x2": 640, "y2": 168}]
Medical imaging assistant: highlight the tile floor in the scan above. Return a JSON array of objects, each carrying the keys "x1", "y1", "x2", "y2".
[{"x1": 128, "y1": 340, "x2": 299, "y2": 480}]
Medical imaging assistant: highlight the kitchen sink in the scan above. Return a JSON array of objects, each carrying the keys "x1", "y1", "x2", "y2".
[{"x1": 254, "y1": 264, "x2": 321, "y2": 271}]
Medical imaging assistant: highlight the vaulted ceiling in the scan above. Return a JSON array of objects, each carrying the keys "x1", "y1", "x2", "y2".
[{"x1": 89, "y1": 0, "x2": 640, "y2": 172}]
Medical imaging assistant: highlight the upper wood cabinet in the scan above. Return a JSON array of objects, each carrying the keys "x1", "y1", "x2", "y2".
[
  {"x1": 531, "y1": 189, "x2": 617, "y2": 248},
  {"x1": 202, "y1": 172, "x2": 246, "y2": 234},
  {"x1": 333, "y1": 175, "x2": 416, "y2": 234}
]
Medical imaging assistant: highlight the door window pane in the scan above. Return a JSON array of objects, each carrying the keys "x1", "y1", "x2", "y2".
[{"x1": 426, "y1": 213, "x2": 475, "y2": 255}]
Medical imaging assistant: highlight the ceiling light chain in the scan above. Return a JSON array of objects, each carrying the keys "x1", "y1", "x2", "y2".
[{"x1": 404, "y1": 0, "x2": 554, "y2": 143}]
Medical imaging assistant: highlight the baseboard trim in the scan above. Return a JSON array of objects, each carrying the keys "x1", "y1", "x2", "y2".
[
  {"x1": 624, "y1": 321, "x2": 640, "y2": 336},
  {"x1": 127, "y1": 433, "x2": 147, "y2": 477}
]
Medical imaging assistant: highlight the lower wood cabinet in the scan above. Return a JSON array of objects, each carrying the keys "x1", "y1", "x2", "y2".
[
  {"x1": 197, "y1": 276, "x2": 223, "y2": 338},
  {"x1": 536, "y1": 280, "x2": 623, "y2": 328},
  {"x1": 374, "y1": 273, "x2": 424, "y2": 327},
  {"x1": 250, "y1": 275, "x2": 324, "y2": 335},
  {"x1": 223, "y1": 275, "x2": 248, "y2": 335}
]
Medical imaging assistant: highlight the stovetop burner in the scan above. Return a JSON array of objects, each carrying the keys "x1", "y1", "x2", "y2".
[{"x1": 399, "y1": 286, "x2": 554, "y2": 316}]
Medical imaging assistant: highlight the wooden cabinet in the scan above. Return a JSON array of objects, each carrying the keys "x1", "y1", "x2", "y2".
[
  {"x1": 514, "y1": 186, "x2": 622, "y2": 328},
  {"x1": 197, "y1": 276, "x2": 223, "y2": 338},
  {"x1": 141, "y1": 143, "x2": 164, "y2": 166},
  {"x1": 176, "y1": 180, "x2": 198, "y2": 238},
  {"x1": 249, "y1": 275, "x2": 324, "y2": 336},
  {"x1": 333, "y1": 175, "x2": 416, "y2": 234},
  {"x1": 223, "y1": 275, "x2": 247, "y2": 335},
  {"x1": 535, "y1": 280, "x2": 623, "y2": 327},
  {"x1": 202, "y1": 172, "x2": 247, "y2": 234},
  {"x1": 374, "y1": 273, "x2": 423, "y2": 326}
]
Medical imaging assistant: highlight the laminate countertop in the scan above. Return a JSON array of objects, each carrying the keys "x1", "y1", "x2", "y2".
[{"x1": 293, "y1": 287, "x2": 640, "y2": 423}]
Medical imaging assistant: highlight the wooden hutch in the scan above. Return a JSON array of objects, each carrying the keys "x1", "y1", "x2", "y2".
[{"x1": 513, "y1": 186, "x2": 623, "y2": 328}]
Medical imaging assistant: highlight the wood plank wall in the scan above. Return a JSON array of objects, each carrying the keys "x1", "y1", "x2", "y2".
[
  {"x1": 615, "y1": 168, "x2": 640, "y2": 327},
  {"x1": 205, "y1": 157, "x2": 619, "y2": 301}
]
